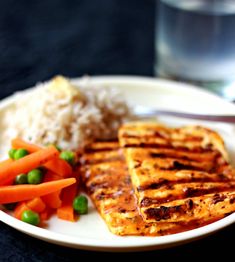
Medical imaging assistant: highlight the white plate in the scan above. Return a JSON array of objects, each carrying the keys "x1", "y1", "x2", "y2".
[{"x1": 1, "y1": 76, "x2": 235, "y2": 252}]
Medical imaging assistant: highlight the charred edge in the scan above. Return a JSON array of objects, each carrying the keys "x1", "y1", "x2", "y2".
[
  {"x1": 133, "y1": 160, "x2": 142, "y2": 168},
  {"x1": 120, "y1": 131, "x2": 168, "y2": 139},
  {"x1": 229, "y1": 195, "x2": 235, "y2": 204},
  {"x1": 212, "y1": 193, "x2": 227, "y2": 204},
  {"x1": 80, "y1": 155, "x2": 124, "y2": 165},
  {"x1": 156, "y1": 160, "x2": 214, "y2": 172},
  {"x1": 140, "y1": 185, "x2": 235, "y2": 207},
  {"x1": 121, "y1": 132, "x2": 203, "y2": 142},
  {"x1": 137, "y1": 176, "x2": 233, "y2": 191},
  {"x1": 150, "y1": 152, "x2": 194, "y2": 161},
  {"x1": 123, "y1": 143, "x2": 214, "y2": 153},
  {"x1": 150, "y1": 151, "x2": 222, "y2": 162},
  {"x1": 224, "y1": 212, "x2": 234, "y2": 217},
  {"x1": 151, "y1": 161, "x2": 228, "y2": 174},
  {"x1": 184, "y1": 185, "x2": 235, "y2": 198},
  {"x1": 84, "y1": 145, "x2": 119, "y2": 153},
  {"x1": 137, "y1": 179, "x2": 170, "y2": 191},
  {"x1": 144, "y1": 204, "x2": 188, "y2": 221}
]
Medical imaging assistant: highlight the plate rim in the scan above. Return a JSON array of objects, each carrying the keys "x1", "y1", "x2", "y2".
[{"x1": 1, "y1": 75, "x2": 235, "y2": 251}]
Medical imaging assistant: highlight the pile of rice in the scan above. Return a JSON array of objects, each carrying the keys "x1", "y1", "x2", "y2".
[{"x1": 1, "y1": 75, "x2": 133, "y2": 151}]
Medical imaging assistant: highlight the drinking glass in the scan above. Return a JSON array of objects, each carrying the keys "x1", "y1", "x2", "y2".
[{"x1": 155, "y1": 0, "x2": 235, "y2": 101}]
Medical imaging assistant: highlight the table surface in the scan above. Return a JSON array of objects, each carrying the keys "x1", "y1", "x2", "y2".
[{"x1": 0, "y1": 0, "x2": 234, "y2": 260}]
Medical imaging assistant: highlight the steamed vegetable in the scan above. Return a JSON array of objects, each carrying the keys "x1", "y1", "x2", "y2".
[
  {"x1": 11, "y1": 138, "x2": 72, "y2": 177},
  {"x1": 0, "y1": 146, "x2": 59, "y2": 185},
  {"x1": 0, "y1": 178, "x2": 76, "y2": 204},
  {"x1": 73, "y1": 195, "x2": 88, "y2": 215},
  {"x1": 0, "y1": 138, "x2": 85, "y2": 228},
  {"x1": 21, "y1": 210, "x2": 40, "y2": 226},
  {"x1": 27, "y1": 169, "x2": 43, "y2": 184}
]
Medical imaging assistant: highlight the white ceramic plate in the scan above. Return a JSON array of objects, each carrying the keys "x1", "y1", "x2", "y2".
[{"x1": 1, "y1": 76, "x2": 235, "y2": 252}]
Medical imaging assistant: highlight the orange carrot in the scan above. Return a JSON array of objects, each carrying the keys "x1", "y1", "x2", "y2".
[
  {"x1": 57, "y1": 182, "x2": 78, "y2": 222},
  {"x1": 0, "y1": 178, "x2": 76, "y2": 204},
  {"x1": 12, "y1": 138, "x2": 72, "y2": 177},
  {"x1": 57, "y1": 205, "x2": 75, "y2": 222},
  {"x1": 0, "y1": 159, "x2": 13, "y2": 165},
  {"x1": 0, "y1": 146, "x2": 59, "y2": 185},
  {"x1": 11, "y1": 138, "x2": 40, "y2": 153},
  {"x1": 41, "y1": 171, "x2": 62, "y2": 209},
  {"x1": 26, "y1": 197, "x2": 46, "y2": 213},
  {"x1": 44, "y1": 158, "x2": 72, "y2": 178},
  {"x1": 42, "y1": 192, "x2": 62, "y2": 209},
  {"x1": 40, "y1": 207, "x2": 53, "y2": 221},
  {"x1": 0, "y1": 160, "x2": 14, "y2": 185},
  {"x1": 13, "y1": 202, "x2": 29, "y2": 220},
  {"x1": 43, "y1": 170, "x2": 62, "y2": 181}
]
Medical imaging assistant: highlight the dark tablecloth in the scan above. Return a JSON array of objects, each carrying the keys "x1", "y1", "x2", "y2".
[{"x1": 0, "y1": 0, "x2": 234, "y2": 260}]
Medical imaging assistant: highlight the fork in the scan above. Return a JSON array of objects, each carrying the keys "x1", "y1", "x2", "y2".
[{"x1": 132, "y1": 105, "x2": 235, "y2": 123}]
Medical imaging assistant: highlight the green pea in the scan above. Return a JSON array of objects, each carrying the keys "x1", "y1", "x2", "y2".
[
  {"x1": 14, "y1": 149, "x2": 29, "y2": 160},
  {"x1": 73, "y1": 195, "x2": 88, "y2": 215},
  {"x1": 15, "y1": 174, "x2": 28, "y2": 185},
  {"x1": 60, "y1": 151, "x2": 75, "y2": 165},
  {"x1": 27, "y1": 169, "x2": 43, "y2": 184},
  {"x1": 8, "y1": 148, "x2": 17, "y2": 159},
  {"x1": 21, "y1": 210, "x2": 40, "y2": 226}
]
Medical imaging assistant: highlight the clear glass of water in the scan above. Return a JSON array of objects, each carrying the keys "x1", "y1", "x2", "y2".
[{"x1": 155, "y1": 0, "x2": 235, "y2": 100}]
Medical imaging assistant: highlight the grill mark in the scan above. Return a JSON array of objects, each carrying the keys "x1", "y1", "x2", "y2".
[
  {"x1": 137, "y1": 176, "x2": 234, "y2": 191},
  {"x1": 160, "y1": 160, "x2": 212, "y2": 172},
  {"x1": 140, "y1": 185, "x2": 235, "y2": 207},
  {"x1": 150, "y1": 152, "x2": 194, "y2": 161},
  {"x1": 84, "y1": 146, "x2": 120, "y2": 153},
  {"x1": 229, "y1": 196, "x2": 235, "y2": 204},
  {"x1": 144, "y1": 154, "x2": 226, "y2": 174},
  {"x1": 144, "y1": 193, "x2": 234, "y2": 221},
  {"x1": 81, "y1": 155, "x2": 124, "y2": 165},
  {"x1": 212, "y1": 193, "x2": 227, "y2": 204},
  {"x1": 84, "y1": 140, "x2": 119, "y2": 153},
  {"x1": 145, "y1": 204, "x2": 187, "y2": 221},
  {"x1": 149, "y1": 152, "x2": 219, "y2": 163},
  {"x1": 123, "y1": 143, "x2": 214, "y2": 153},
  {"x1": 121, "y1": 133, "x2": 203, "y2": 142},
  {"x1": 144, "y1": 199, "x2": 196, "y2": 221}
]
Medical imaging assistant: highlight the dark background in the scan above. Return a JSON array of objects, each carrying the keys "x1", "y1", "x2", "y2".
[
  {"x1": 0, "y1": 0, "x2": 155, "y2": 100},
  {"x1": 0, "y1": 0, "x2": 235, "y2": 260}
]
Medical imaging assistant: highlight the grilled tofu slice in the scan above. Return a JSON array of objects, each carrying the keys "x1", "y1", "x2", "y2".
[
  {"x1": 119, "y1": 122, "x2": 235, "y2": 223},
  {"x1": 81, "y1": 141, "x2": 216, "y2": 236}
]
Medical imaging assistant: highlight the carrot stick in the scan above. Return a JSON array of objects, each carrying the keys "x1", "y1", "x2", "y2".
[
  {"x1": 13, "y1": 202, "x2": 29, "y2": 220},
  {"x1": 44, "y1": 158, "x2": 72, "y2": 178},
  {"x1": 26, "y1": 197, "x2": 46, "y2": 213},
  {"x1": 0, "y1": 159, "x2": 13, "y2": 165},
  {"x1": 40, "y1": 207, "x2": 54, "y2": 221},
  {"x1": 57, "y1": 205, "x2": 75, "y2": 222},
  {"x1": 43, "y1": 170, "x2": 62, "y2": 181},
  {"x1": 12, "y1": 138, "x2": 72, "y2": 177},
  {"x1": 0, "y1": 160, "x2": 14, "y2": 185},
  {"x1": 41, "y1": 171, "x2": 62, "y2": 209},
  {"x1": 0, "y1": 178, "x2": 76, "y2": 204},
  {"x1": 0, "y1": 146, "x2": 59, "y2": 185},
  {"x1": 11, "y1": 138, "x2": 40, "y2": 153},
  {"x1": 42, "y1": 193, "x2": 62, "y2": 209},
  {"x1": 57, "y1": 182, "x2": 78, "y2": 222}
]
